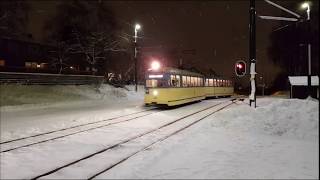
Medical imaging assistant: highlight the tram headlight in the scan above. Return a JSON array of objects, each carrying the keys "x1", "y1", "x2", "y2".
[
  {"x1": 151, "y1": 61, "x2": 161, "y2": 71},
  {"x1": 153, "y1": 90, "x2": 158, "y2": 96}
]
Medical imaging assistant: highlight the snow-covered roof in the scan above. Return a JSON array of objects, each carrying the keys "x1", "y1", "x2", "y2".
[{"x1": 288, "y1": 76, "x2": 319, "y2": 86}]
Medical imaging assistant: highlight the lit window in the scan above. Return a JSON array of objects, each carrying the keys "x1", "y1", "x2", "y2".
[
  {"x1": 209, "y1": 79, "x2": 213, "y2": 86},
  {"x1": 149, "y1": 74, "x2": 163, "y2": 78},
  {"x1": 182, "y1": 76, "x2": 187, "y2": 87}
]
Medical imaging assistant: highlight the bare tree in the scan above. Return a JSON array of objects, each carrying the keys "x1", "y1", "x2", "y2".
[
  {"x1": 71, "y1": 30, "x2": 131, "y2": 75},
  {"x1": 48, "y1": 41, "x2": 72, "y2": 74}
]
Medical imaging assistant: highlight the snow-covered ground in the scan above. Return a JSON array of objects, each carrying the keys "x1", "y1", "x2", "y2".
[{"x1": 0, "y1": 84, "x2": 318, "y2": 179}]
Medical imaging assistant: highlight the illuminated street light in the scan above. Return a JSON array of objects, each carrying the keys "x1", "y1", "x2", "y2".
[
  {"x1": 301, "y1": 2, "x2": 312, "y2": 97},
  {"x1": 134, "y1": 23, "x2": 141, "y2": 43},
  {"x1": 135, "y1": 24, "x2": 141, "y2": 31},
  {"x1": 134, "y1": 23, "x2": 141, "y2": 92},
  {"x1": 301, "y1": 2, "x2": 310, "y2": 20},
  {"x1": 301, "y1": 2, "x2": 309, "y2": 8}
]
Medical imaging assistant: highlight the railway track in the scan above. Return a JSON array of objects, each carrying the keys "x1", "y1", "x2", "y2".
[
  {"x1": 31, "y1": 98, "x2": 239, "y2": 179},
  {"x1": 0, "y1": 108, "x2": 159, "y2": 153}
]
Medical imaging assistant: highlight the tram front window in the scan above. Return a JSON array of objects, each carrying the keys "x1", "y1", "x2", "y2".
[{"x1": 146, "y1": 79, "x2": 168, "y2": 88}]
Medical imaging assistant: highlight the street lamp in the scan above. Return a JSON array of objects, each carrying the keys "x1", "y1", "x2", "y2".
[
  {"x1": 301, "y1": 2, "x2": 312, "y2": 97},
  {"x1": 301, "y1": 2, "x2": 310, "y2": 20},
  {"x1": 134, "y1": 23, "x2": 141, "y2": 92}
]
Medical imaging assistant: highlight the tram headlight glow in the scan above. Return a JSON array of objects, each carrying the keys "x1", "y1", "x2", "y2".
[
  {"x1": 151, "y1": 61, "x2": 161, "y2": 71},
  {"x1": 153, "y1": 90, "x2": 158, "y2": 96}
]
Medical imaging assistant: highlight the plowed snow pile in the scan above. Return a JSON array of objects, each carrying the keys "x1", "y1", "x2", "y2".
[
  {"x1": 212, "y1": 98, "x2": 319, "y2": 140},
  {"x1": 0, "y1": 84, "x2": 144, "y2": 108}
]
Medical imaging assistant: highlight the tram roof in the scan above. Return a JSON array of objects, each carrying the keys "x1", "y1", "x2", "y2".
[
  {"x1": 148, "y1": 67, "x2": 231, "y2": 80},
  {"x1": 149, "y1": 67, "x2": 204, "y2": 77}
]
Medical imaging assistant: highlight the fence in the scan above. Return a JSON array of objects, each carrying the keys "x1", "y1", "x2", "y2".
[{"x1": 0, "y1": 72, "x2": 104, "y2": 85}]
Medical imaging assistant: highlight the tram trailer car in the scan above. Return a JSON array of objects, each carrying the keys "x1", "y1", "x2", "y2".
[{"x1": 144, "y1": 67, "x2": 234, "y2": 106}]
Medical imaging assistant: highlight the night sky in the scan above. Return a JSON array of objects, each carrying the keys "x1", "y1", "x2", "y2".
[{"x1": 27, "y1": 0, "x2": 316, "y2": 85}]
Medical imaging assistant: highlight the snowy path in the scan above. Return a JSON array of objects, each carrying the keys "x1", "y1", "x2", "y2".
[
  {"x1": 1, "y1": 98, "x2": 230, "y2": 179},
  {"x1": 0, "y1": 109, "x2": 158, "y2": 153},
  {"x1": 96, "y1": 98, "x2": 318, "y2": 179},
  {"x1": 39, "y1": 100, "x2": 235, "y2": 179}
]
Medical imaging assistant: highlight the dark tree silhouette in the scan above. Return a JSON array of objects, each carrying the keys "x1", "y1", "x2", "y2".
[
  {"x1": 43, "y1": 0, "x2": 131, "y2": 75},
  {"x1": 0, "y1": 1, "x2": 30, "y2": 39},
  {"x1": 267, "y1": 1, "x2": 319, "y2": 90}
]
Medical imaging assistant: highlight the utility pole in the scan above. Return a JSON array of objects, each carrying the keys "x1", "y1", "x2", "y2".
[
  {"x1": 134, "y1": 41, "x2": 138, "y2": 92},
  {"x1": 304, "y1": 3, "x2": 312, "y2": 97},
  {"x1": 249, "y1": 0, "x2": 256, "y2": 108}
]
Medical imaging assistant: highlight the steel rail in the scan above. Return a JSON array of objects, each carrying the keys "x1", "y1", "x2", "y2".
[
  {"x1": 89, "y1": 99, "x2": 237, "y2": 179},
  {"x1": 1, "y1": 109, "x2": 159, "y2": 153},
  {"x1": 32, "y1": 99, "x2": 234, "y2": 180},
  {"x1": 1, "y1": 108, "x2": 156, "y2": 145}
]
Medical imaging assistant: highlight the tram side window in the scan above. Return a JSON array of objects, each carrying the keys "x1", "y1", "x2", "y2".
[
  {"x1": 146, "y1": 79, "x2": 169, "y2": 88},
  {"x1": 170, "y1": 75, "x2": 181, "y2": 87},
  {"x1": 209, "y1": 79, "x2": 213, "y2": 86},
  {"x1": 187, "y1": 76, "x2": 190, "y2": 87},
  {"x1": 159, "y1": 80, "x2": 169, "y2": 87},
  {"x1": 146, "y1": 79, "x2": 157, "y2": 87},
  {"x1": 190, "y1": 77, "x2": 193, "y2": 86},
  {"x1": 213, "y1": 79, "x2": 217, "y2": 87},
  {"x1": 205, "y1": 79, "x2": 209, "y2": 86},
  {"x1": 182, "y1": 76, "x2": 187, "y2": 87},
  {"x1": 176, "y1": 75, "x2": 181, "y2": 87},
  {"x1": 195, "y1": 77, "x2": 198, "y2": 86}
]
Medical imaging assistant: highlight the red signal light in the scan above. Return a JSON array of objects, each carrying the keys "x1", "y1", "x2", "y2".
[{"x1": 235, "y1": 61, "x2": 246, "y2": 77}]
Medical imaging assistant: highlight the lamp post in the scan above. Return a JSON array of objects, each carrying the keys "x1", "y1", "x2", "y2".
[
  {"x1": 301, "y1": 2, "x2": 312, "y2": 97},
  {"x1": 134, "y1": 23, "x2": 141, "y2": 92}
]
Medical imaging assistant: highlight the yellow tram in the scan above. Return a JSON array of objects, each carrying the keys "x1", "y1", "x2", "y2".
[{"x1": 144, "y1": 62, "x2": 234, "y2": 106}]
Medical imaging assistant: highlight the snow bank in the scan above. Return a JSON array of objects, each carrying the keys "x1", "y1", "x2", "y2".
[
  {"x1": 0, "y1": 84, "x2": 144, "y2": 108},
  {"x1": 97, "y1": 97, "x2": 318, "y2": 179},
  {"x1": 212, "y1": 98, "x2": 319, "y2": 140}
]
